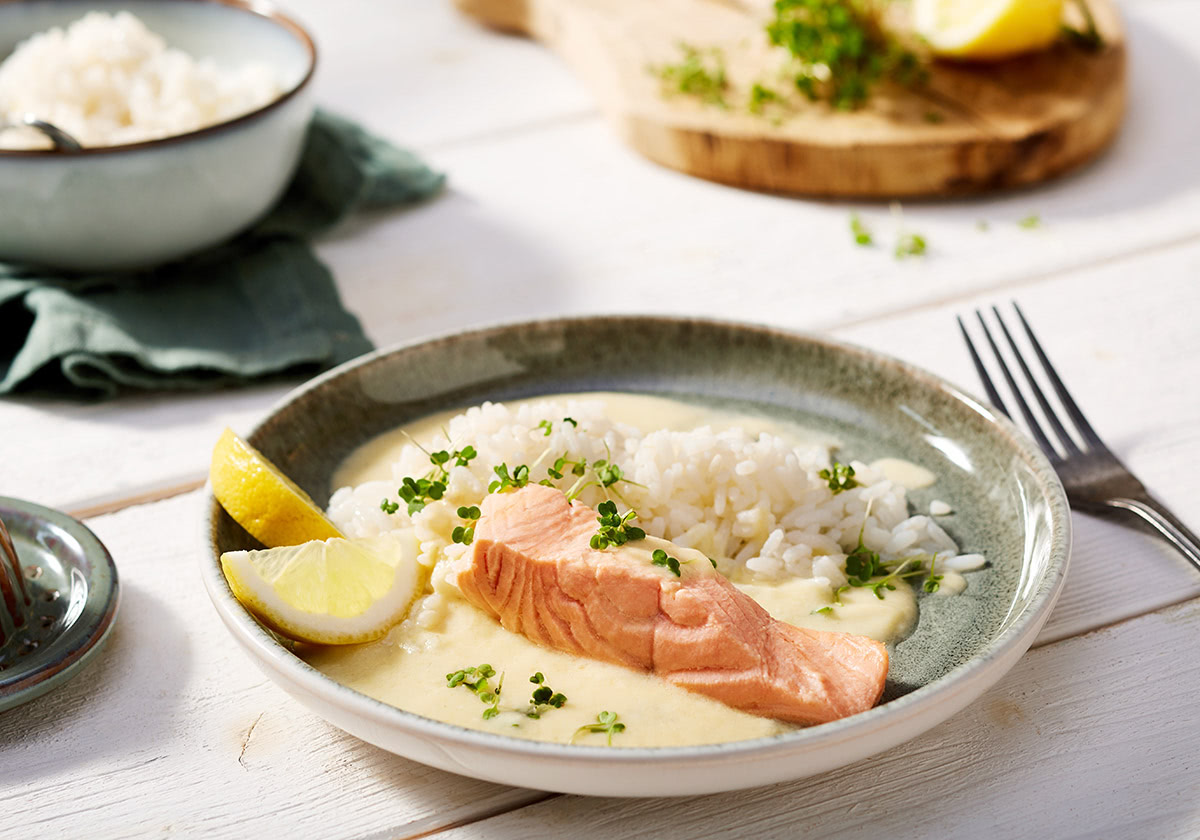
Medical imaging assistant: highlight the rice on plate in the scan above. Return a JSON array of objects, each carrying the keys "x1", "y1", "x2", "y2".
[{"x1": 331, "y1": 396, "x2": 985, "y2": 609}]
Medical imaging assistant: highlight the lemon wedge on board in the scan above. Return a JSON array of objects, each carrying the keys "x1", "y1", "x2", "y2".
[
  {"x1": 221, "y1": 531, "x2": 422, "y2": 644},
  {"x1": 914, "y1": 0, "x2": 1065, "y2": 60},
  {"x1": 211, "y1": 427, "x2": 343, "y2": 548}
]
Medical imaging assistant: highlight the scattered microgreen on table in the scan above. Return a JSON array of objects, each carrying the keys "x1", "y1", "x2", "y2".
[
  {"x1": 850, "y1": 213, "x2": 874, "y2": 246},
  {"x1": 894, "y1": 231, "x2": 927, "y2": 259}
]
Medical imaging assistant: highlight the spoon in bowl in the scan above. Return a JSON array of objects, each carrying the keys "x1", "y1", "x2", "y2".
[{"x1": 0, "y1": 114, "x2": 83, "y2": 151}]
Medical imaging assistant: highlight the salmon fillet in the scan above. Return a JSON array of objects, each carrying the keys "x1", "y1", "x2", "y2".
[{"x1": 455, "y1": 484, "x2": 889, "y2": 726}]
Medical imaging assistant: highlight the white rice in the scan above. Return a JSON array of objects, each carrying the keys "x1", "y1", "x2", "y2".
[
  {"x1": 328, "y1": 399, "x2": 980, "y2": 606},
  {"x1": 0, "y1": 11, "x2": 281, "y2": 150}
]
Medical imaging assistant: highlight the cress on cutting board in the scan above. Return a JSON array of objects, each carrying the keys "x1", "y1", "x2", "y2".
[{"x1": 214, "y1": 393, "x2": 987, "y2": 748}]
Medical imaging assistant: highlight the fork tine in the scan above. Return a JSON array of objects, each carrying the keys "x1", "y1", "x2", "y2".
[
  {"x1": 957, "y1": 316, "x2": 1011, "y2": 419},
  {"x1": 974, "y1": 310, "x2": 1060, "y2": 460},
  {"x1": 1013, "y1": 302, "x2": 1107, "y2": 450},
  {"x1": 992, "y1": 306, "x2": 1083, "y2": 457}
]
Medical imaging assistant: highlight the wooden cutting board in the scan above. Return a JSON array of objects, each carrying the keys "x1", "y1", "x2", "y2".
[{"x1": 453, "y1": 0, "x2": 1126, "y2": 197}]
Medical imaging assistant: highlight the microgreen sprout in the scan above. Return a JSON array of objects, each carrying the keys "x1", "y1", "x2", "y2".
[
  {"x1": 749, "y1": 82, "x2": 781, "y2": 114},
  {"x1": 526, "y1": 672, "x2": 567, "y2": 718},
  {"x1": 818, "y1": 460, "x2": 859, "y2": 494},
  {"x1": 590, "y1": 501, "x2": 646, "y2": 550},
  {"x1": 924, "y1": 554, "x2": 944, "y2": 593},
  {"x1": 767, "y1": 0, "x2": 925, "y2": 111},
  {"x1": 651, "y1": 43, "x2": 728, "y2": 107},
  {"x1": 1017, "y1": 214, "x2": 1041, "y2": 229},
  {"x1": 537, "y1": 420, "x2": 553, "y2": 436},
  {"x1": 489, "y1": 463, "x2": 531, "y2": 494},
  {"x1": 651, "y1": 548, "x2": 683, "y2": 577},
  {"x1": 1062, "y1": 0, "x2": 1103, "y2": 51},
  {"x1": 850, "y1": 213, "x2": 873, "y2": 247},
  {"x1": 571, "y1": 711, "x2": 626, "y2": 746},
  {"x1": 452, "y1": 505, "x2": 481, "y2": 545},
  {"x1": 894, "y1": 232, "x2": 927, "y2": 259},
  {"x1": 563, "y1": 417, "x2": 578, "y2": 427},
  {"x1": 382, "y1": 444, "x2": 478, "y2": 516},
  {"x1": 446, "y1": 664, "x2": 504, "y2": 720}
]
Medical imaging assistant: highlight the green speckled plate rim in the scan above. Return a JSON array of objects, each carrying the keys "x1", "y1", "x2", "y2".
[
  {"x1": 0, "y1": 496, "x2": 120, "y2": 712},
  {"x1": 201, "y1": 314, "x2": 1070, "y2": 762}
]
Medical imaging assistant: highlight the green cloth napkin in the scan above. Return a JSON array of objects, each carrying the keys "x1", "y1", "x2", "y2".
[{"x1": 0, "y1": 110, "x2": 444, "y2": 398}]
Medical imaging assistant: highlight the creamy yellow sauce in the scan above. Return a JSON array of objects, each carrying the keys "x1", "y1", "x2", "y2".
[{"x1": 309, "y1": 392, "x2": 926, "y2": 747}]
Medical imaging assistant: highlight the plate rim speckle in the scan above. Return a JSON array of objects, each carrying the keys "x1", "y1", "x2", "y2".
[
  {"x1": 201, "y1": 314, "x2": 1071, "y2": 796},
  {"x1": 0, "y1": 496, "x2": 120, "y2": 712}
]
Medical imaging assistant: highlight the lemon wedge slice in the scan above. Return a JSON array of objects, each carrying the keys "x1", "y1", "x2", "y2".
[
  {"x1": 914, "y1": 0, "x2": 1065, "y2": 60},
  {"x1": 221, "y1": 531, "x2": 422, "y2": 644},
  {"x1": 211, "y1": 427, "x2": 343, "y2": 548}
]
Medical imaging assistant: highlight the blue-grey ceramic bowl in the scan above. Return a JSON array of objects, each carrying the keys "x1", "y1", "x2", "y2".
[
  {"x1": 0, "y1": 0, "x2": 315, "y2": 270},
  {"x1": 202, "y1": 316, "x2": 1071, "y2": 796}
]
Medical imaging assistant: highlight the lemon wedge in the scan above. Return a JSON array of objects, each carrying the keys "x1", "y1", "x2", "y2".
[
  {"x1": 221, "y1": 531, "x2": 422, "y2": 644},
  {"x1": 211, "y1": 427, "x2": 343, "y2": 548},
  {"x1": 914, "y1": 0, "x2": 1065, "y2": 60}
]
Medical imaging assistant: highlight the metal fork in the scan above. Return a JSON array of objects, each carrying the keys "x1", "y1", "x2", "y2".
[{"x1": 958, "y1": 303, "x2": 1200, "y2": 573}]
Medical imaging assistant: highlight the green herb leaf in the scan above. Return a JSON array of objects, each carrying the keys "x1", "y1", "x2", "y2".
[
  {"x1": 818, "y1": 460, "x2": 859, "y2": 494},
  {"x1": 651, "y1": 42, "x2": 728, "y2": 107},
  {"x1": 1018, "y1": 214, "x2": 1041, "y2": 229},
  {"x1": 894, "y1": 232, "x2": 927, "y2": 259},
  {"x1": 571, "y1": 711, "x2": 627, "y2": 746},
  {"x1": 767, "y1": 0, "x2": 925, "y2": 111},
  {"x1": 850, "y1": 213, "x2": 873, "y2": 247},
  {"x1": 749, "y1": 81, "x2": 781, "y2": 114}
]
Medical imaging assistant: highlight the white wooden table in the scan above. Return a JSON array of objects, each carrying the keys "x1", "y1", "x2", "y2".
[{"x1": 4, "y1": 1, "x2": 1200, "y2": 836}]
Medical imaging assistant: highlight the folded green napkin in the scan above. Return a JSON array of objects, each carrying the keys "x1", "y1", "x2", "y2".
[{"x1": 0, "y1": 109, "x2": 444, "y2": 398}]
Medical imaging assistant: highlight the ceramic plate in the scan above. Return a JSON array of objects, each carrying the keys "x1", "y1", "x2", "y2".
[
  {"x1": 201, "y1": 316, "x2": 1070, "y2": 796},
  {"x1": 0, "y1": 497, "x2": 120, "y2": 711}
]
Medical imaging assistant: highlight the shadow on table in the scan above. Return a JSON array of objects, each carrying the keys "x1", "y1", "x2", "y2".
[{"x1": 0, "y1": 581, "x2": 191, "y2": 785}]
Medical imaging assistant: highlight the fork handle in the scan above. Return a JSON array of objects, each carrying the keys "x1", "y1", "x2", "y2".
[{"x1": 1106, "y1": 495, "x2": 1200, "y2": 574}]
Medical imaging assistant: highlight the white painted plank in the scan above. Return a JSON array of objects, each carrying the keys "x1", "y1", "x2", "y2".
[
  {"x1": 4, "y1": 244, "x2": 1200, "y2": 645},
  {"x1": 429, "y1": 598, "x2": 1200, "y2": 840},
  {"x1": 283, "y1": 0, "x2": 593, "y2": 150},
  {"x1": 313, "y1": 0, "x2": 1200, "y2": 346},
  {"x1": 0, "y1": 493, "x2": 546, "y2": 840},
  {"x1": 3, "y1": 0, "x2": 1199, "y2": 511},
  {"x1": 831, "y1": 241, "x2": 1200, "y2": 644}
]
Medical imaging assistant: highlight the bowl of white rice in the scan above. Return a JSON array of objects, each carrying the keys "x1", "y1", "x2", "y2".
[{"x1": 0, "y1": 0, "x2": 316, "y2": 270}]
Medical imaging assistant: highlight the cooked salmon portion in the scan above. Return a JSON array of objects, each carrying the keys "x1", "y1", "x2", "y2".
[{"x1": 455, "y1": 484, "x2": 888, "y2": 726}]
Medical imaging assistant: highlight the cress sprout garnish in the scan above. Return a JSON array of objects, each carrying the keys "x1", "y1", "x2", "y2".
[
  {"x1": 446, "y1": 664, "x2": 504, "y2": 720},
  {"x1": 850, "y1": 213, "x2": 874, "y2": 247},
  {"x1": 590, "y1": 501, "x2": 646, "y2": 550},
  {"x1": 818, "y1": 460, "x2": 859, "y2": 494},
  {"x1": 452, "y1": 505, "x2": 481, "y2": 545},
  {"x1": 651, "y1": 43, "x2": 729, "y2": 108},
  {"x1": 571, "y1": 711, "x2": 627, "y2": 746},
  {"x1": 381, "y1": 444, "x2": 478, "y2": 516},
  {"x1": 526, "y1": 672, "x2": 567, "y2": 718},
  {"x1": 651, "y1": 548, "x2": 685, "y2": 577}
]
